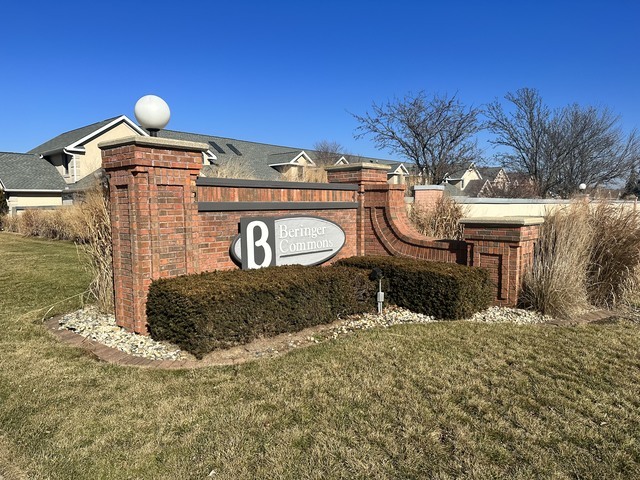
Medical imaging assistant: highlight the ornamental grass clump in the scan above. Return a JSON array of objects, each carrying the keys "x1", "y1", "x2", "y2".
[
  {"x1": 587, "y1": 202, "x2": 640, "y2": 308},
  {"x1": 520, "y1": 203, "x2": 592, "y2": 318},
  {"x1": 74, "y1": 186, "x2": 114, "y2": 313},
  {"x1": 408, "y1": 196, "x2": 466, "y2": 240},
  {"x1": 521, "y1": 201, "x2": 640, "y2": 318}
]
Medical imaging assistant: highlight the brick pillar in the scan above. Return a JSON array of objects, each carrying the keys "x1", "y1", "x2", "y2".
[
  {"x1": 326, "y1": 162, "x2": 390, "y2": 184},
  {"x1": 100, "y1": 136, "x2": 209, "y2": 334},
  {"x1": 327, "y1": 163, "x2": 391, "y2": 255},
  {"x1": 461, "y1": 217, "x2": 543, "y2": 306},
  {"x1": 413, "y1": 185, "x2": 444, "y2": 209}
]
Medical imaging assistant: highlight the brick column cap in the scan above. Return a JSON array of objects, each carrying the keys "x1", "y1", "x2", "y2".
[
  {"x1": 413, "y1": 184, "x2": 445, "y2": 191},
  {"x1": 325, "y1": 162, "x2": 391, "y2": 173},
  {"x1": 460, "y1": 216, "x2": 544, "y2": 226},
  {"x1": 99, "y1": 135, "x2": 209, "y2": 153}
]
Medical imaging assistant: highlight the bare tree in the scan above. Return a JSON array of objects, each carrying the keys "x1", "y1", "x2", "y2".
[
  {"x1": 313, "y1": 140, "x2": 346, "y2": 166},
  {"x1": 352, "y1": 91, "x2": 482, "y2": 184},
  {"x1": 486, "y1": 88, "x2": 640, "y2": 198}
]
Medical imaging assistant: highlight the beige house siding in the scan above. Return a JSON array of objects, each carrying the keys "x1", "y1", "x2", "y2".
[
  {"x1": 6, "y1": 192, "x2": 63, "y2": 215},
  {"x1": 76, "y1": 122, "x2": 140, "y2": 181}
]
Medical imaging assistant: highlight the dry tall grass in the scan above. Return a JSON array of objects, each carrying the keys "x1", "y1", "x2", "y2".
[
  {"x1": 408, "y1": 196, "x2": 466, "y2": 240},
  {"x1": 2, "y1": 208, "x2": 85, "y2": 241},
  {"x1": 74, "y1": 187, "x2": 114, "y2": 313},
  {"x1": 282, "y1": 166, "x2": 328, "y2": 183},
  {"x1": 201, "y1": 159, "x2": 257, "y2": 180},
  {"x1": 520, "y1": 203, "x2": 592, "y2": 318},
  {"x1": 587, "y1": 202, "x2": 640, "y2": 307},
  {"x1": 522, "y1": 201, "x2": 640, "y2": 317}
]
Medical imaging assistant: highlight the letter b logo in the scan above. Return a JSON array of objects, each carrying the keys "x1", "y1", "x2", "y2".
[{"x1": 240, "y1": 218, "x2": 275, "y2": 269}]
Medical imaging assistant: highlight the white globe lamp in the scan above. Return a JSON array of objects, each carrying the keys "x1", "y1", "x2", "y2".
[
  {"x1": 134, "y1": 95, "x2": 170, "y2": 137},
  {"x1": 579, "y1": 183, "x2": 587, "y2": 191}
]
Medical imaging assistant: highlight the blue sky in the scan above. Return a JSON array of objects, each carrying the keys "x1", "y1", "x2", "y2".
[{"x1": 1, "y1": 0, "x2": 639, "y2": 163}]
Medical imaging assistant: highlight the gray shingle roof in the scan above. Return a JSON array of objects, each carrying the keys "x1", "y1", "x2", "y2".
[
  {"x1": 462, "y1": 179, "x2": 492, "y2": 197},
  {"x1": 158, "y1": 129, "x2": 402, "y2": 181},
  {"x1": 477, "y1": 167, "x2": 504, "y2": 180},
  {"x1": 0, "y1": 152, "x2": 67, "y2": 191},
  {"x1": 28, "y1": 117, "x2": 122, "y2": 155},
  {"x1": 267, "y1": 151, "x2": 307, "y2": 164}
]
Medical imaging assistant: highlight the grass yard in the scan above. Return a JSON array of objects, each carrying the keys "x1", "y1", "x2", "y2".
[{"x1": 1, "y1": 232, "x2": 640, "y2": 479}]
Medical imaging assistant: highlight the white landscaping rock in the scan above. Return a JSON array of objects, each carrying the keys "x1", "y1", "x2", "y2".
[{"x1": 58, "y1": 307, "x2": 185, "y2": 360}]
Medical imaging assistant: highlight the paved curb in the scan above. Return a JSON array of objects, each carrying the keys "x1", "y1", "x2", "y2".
[{"x1": 44, "y1": 317, "x2": 215, "y2": 369}]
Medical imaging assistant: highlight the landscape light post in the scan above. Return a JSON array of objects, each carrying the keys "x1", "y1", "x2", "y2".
[
  {"x1": 134, "y1": 95, "x2": 171, "y2": 137},
  {"x1": 370, "y1": 267, "x2": 385, "y2": 314}
]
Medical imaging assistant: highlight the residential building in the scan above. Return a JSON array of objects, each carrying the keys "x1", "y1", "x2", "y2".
[{"x1": 0, "y1": 116, "x2": 407, "y2": 215}]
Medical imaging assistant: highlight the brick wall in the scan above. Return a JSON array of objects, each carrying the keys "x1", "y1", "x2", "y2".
[
  {"x1": 461, "y1": 219, "x2": 541, "y2": 306},
  {"x1": 102, "y1": 138, "x2": 542, "y2": 334},
  {"x1": 102, "y1": 137, "x2": 361, "y2": 334},
  {"x1": 327, "y1": 164, "x2": 468, "y2": 263}
]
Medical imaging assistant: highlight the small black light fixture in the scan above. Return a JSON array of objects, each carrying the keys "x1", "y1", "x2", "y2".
[
  {"x1": 134, "y1": 95, "x2": 171, "y2": 137},
  {"x1": 369, "y1": 267, "x2": 385, "y2": 314}
]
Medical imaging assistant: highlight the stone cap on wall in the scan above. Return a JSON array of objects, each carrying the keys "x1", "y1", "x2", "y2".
[
  {"x1": 413, "y1": 185, "x2": 445, "y2": 191},
  {"x1": 460, "y1": 216, "x2": 545, "y2": 226},
  {"x1": 99, "y1": 135, "x2": 209, "y2": 153},
  {"x1": 325, "y1": 162, "x2": 392, "y2": 172}
]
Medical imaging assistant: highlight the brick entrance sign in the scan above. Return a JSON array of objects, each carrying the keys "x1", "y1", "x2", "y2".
[{"x1": 101, "y1": 137, "x2": 542, "y2": 334}]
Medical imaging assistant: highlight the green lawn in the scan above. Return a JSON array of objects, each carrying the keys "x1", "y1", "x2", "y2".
[{"x1": 1, "y1": 231, "x2": 640, "y2": 479}]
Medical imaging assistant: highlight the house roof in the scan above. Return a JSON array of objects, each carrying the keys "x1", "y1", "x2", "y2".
[
  {"x1": 462, "y1": 179, "x2": 492, "y2": 197},
  {"x1": 0, "y1": 152, "x2": 67, "y2": 191},
  {"x1": 158, "y1": 128, "x2": 403, "y2": 181},
  {"x1": 442, "y1": 183, "x2": 462, "y2": 196},
  {"x1": 28, "y1": 117, "x2": 122, "y2": 155},
  {"x1": 477, "y1": 166, "x2": 504, "y2": 180},
  {"x1": 446, "y1": 166, "x2": 472, "y2": 179},
  {"x1": 267, "y1": 151, "x2": 315, "y2": 167},
  {"x1": 17, "y1": 115, "x2": 406, "y2": 192}
]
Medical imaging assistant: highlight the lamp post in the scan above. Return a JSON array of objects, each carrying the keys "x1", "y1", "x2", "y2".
[{"x1": 134, "y1": 95, "x2": 171, "y2": 137}]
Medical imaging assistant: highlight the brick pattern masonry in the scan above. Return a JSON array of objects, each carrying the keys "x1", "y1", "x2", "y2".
[{"x1": 101, "y1": 139, "x2": 542, "y2": 334}]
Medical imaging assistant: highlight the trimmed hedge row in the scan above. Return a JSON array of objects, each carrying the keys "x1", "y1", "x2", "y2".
[
  {"x1": 336, "y1": 256, "x2": 493, "y2": 319},
  {"x1": 147, "y1": 265, "x2": 376, "y2": 358}
]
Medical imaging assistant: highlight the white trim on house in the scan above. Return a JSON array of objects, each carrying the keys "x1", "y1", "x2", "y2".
[
  {"x1": 268, "y1": 151, "x2": 316, "y2": 169},
  {"x1": 334, "y1": 156, "x2": 349, "y2": 165},
  {"x1": 203, "y1": 151, "x2": 216, "y2": 163},
  {"x1": 39, "y1": 116, "x2": 148, "y2": 157},
  {"x1": 66, "y1": 115, "x2": 149, "y2": 153},
  {"x1": 388, "y1": 163, "x2": 410, "y2": 176}
]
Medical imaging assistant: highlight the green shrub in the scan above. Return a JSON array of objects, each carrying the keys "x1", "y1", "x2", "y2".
[
  {"x1": 336, "y1": 256, "x2": 493, "y2": 319},
  {"x1": 147, "y1": 265, "x2": 376, "y2": 358}
]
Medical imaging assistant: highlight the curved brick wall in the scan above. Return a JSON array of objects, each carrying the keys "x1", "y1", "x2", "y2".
[{"x1": 101, "y1": 139, "x2": 542, "y2": 334}]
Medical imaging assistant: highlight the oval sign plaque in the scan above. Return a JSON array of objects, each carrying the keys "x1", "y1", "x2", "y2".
[{"x1": 231, "y1": 216, "x2": 346, "y2": 269}]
